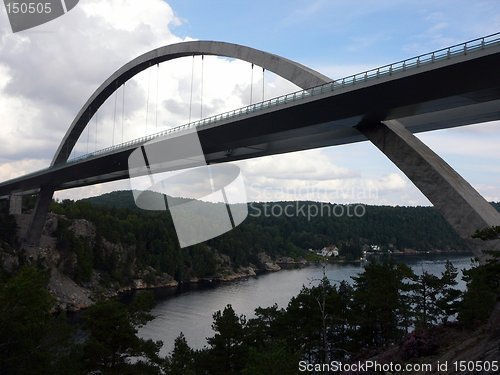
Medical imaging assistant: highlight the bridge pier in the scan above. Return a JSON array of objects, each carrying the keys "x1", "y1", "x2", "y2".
[
  {"x1": 24, "y1": 188, "x2": 54, "y2": 248},
  {"x1": 357, "y1": 120, "x2": 500, "y2": 256},
  {"x1": 9, "y1": 194, "x2": 22, "y2": 215}
]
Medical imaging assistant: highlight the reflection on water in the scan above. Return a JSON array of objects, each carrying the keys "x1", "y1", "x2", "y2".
[{"x1": 138, "y1": 254, "x2": 474, "y2": 355}]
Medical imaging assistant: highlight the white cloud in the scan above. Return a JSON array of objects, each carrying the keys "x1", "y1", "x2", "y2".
[
  {"x1": 239, "y1": 149, "x2": 356, "y2": 181},
  {"x1": 0, "y1": 159, "x2": 50, "y2": 181},
  {"x1": 0, "y1": 0, "x2": 182, "y2": 166},
  {"x1": 233, "y1": 149, "x2": 425, "y2": 205},
  {"x1": 416, "y1": 121, "x2": 500, "y2": 159},
  {"x1": 54, "y1": 180, "x2": 131, "y2": 201}
]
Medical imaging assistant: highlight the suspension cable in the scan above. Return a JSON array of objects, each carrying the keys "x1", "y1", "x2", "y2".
[
  {"x1": 262, "y1": 67, "x2": 265, "y2": 101},
  {"x1": 94, "y1": 111, "x2": 98, "y2": 152},
  {"x1": 155, "y1": 63, "x2": 160, "y2": 132},
  {"x1": 200, "y1": 55, "x2": 204, "y2": 119},
  {"x1": 121, "y1": 83, "x2": 125, "y2": 144},
  {"x1": 189, "y1": 55, "x2": 194, "y2": 124},
  {"x1": 145, "y1": 67, "x2": 151, "y2": 135},
  {"x1": 250, "y1": 63, "x2": 254, "y2": 105},
  {"x1": 112, "y1": 88, "x2": 118, "y2": 146},
  {"x1": 86, "y1": 109, "x2": 91, "y2": 154}
]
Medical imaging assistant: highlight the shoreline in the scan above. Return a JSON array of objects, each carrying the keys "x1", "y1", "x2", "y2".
[
  {"x1": 119, "y1": 250, "x2": 474, "y2": 291},
  {"x1": 122, "y1": 250, "x2": 474, "y2": 300},
  {"x1": 58, "y1": 250, "x2": 473, "y2": 311}
]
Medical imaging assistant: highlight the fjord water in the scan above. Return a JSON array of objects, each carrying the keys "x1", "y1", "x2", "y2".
[{"x1": 138, "y1": 254, "x2": 473, "y2": 356}]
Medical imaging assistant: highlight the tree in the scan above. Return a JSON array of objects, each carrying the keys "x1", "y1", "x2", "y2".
[
  {"x1": 410, "y1": 271, "x2": 444, "y2": 328},
  {"x1": 334, "y1": 280, "x2": 355, "y2": 358},
  {"x1": 243, "y1": 340, "x2": 301, "y2": 375},
  {"x1": 82, "y1": 297, "x2": 162, "y2": 374},
  {"x1": 284, "y1": 285, "x2": 325, "y2": 362},
  {"x1": 129, "y1": 290, "x2": 156, "y2": 327},
  {"x1": 166, "y1": 333, "x2": 195, "y2": 375},
  {"x1": 436, "y1": 261, "x2": 461, "y2": 323},
  {"x1": 283, "y1": 275, "x2": 345, "y2": 363},
  {"x1": 0, "y1": 267, "x2": 76, "y2": 374},
  {"x1": 459, "y1": 253, "x2": 499, "y2": 326},
  {"x1": 243, "y1": 304, "x2": 301, "y2": 374},
  {"x1": 206, "y1": 304, "x2": 247, "y2": 374},
  {"x1": 245, "y1": 304, "x2": 283, "y2": 348},
  {"x1": 459, "y1": 226, "x2": 500, "y2": 327},
  {"x1": 350, "y1": 262, "x2": 412, "y2": 349}
]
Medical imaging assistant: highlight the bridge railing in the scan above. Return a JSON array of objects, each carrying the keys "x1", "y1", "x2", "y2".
[{"x1": 67, "y1": 32, "x2": 500, "y2": 165}]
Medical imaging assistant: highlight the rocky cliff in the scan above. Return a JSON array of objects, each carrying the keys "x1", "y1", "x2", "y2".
[{"x1": 1, "y1": 213, "x2": 285, "y2": 311}]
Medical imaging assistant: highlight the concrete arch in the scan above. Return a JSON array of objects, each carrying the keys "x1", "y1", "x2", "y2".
[{"x1": 52, "y1": 40, "x2": 331, "y2": 166}]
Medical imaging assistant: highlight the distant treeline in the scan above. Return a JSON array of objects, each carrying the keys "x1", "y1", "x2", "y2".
[
  {"x1": 41, "y1": 190, "x2": 475, "y2": 284},
  {"x1": 82, "y1": 190, "x2": 468, "y2": 251}
]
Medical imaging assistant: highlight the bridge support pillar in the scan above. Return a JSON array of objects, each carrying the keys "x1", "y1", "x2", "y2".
[
  {"x1": 9, "y1": 194, "x2": 22, "y2": 215},
  {"x1": 24, "y1": 188, "x2": 54, "y2": 248},
  {"x1": 357, "y1": 120, "x2": 500, "y2": 256}
]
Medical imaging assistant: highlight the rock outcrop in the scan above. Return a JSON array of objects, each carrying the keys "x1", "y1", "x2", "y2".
[
  {"x1": 258, "y1": 252, "x2": 281, "y2": 272},
  {"x1": 48, "y1": 268, "x2": 93, "y2": 311}
]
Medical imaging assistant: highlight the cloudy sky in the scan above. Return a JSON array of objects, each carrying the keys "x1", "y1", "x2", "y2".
[{"x1": 0, "y1": 0, "x2": 499, "y2": 206}]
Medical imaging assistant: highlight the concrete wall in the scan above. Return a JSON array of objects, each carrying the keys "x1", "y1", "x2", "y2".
[{"x1": 8, "y1": 194, "x2": 22, "y2": 215}]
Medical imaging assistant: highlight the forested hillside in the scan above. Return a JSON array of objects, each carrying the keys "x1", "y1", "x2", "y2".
[
  {"x1": 1, "y1": 190, "x2": 482, "y2": 309},
  {"x1": 28, "y1": 190, "x2": 463, "y2": 287},
  {"x1": 80, "y1": 190, "x2": 466, "y2": 258}
]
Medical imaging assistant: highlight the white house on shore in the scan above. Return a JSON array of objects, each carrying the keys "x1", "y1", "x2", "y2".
[{"x1": 309, "y1": 245, "x2": 339, "y2": 257}]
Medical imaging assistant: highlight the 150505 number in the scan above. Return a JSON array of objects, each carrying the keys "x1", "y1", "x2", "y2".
[
  {"x1": 5, "y1": 2, "x2": 52, "y2": 14},
  {"x1": 453, "y1": 361, "x2": 498, "y2": 372}
]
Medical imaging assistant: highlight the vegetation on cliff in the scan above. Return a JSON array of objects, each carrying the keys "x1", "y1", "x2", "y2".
[
  {"x1": 0, "y1": 266, "x2": 164, "y2": 374},
  {"x1": 46, "y1": 190, "x2": 468, "y2": 289}
]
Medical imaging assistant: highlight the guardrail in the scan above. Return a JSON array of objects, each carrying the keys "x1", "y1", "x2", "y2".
[{"x1": 67, "y1": 32, "x2": 500, "y2": 164}]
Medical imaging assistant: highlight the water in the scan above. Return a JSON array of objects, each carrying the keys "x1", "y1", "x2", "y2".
[{"x1": 138, "y1": 254, "x2": 473, "y2": 356}]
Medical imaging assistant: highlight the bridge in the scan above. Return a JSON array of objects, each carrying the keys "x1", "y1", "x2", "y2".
[{"x1": 1, "y1": 33, "x2": 500, "y2": 252}]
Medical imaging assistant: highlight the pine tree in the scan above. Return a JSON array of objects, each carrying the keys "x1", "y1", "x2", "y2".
[
  {"x1": 206, "y1": 304, "x2": 247, "y2": 374},
  {"x1": 0, "y1": 267, "x2": 76, "y2": 374},
  {"x1": 82, "y1": 298, "x2": 162, "y2": 374},
  {"x1": 410, "y1": 261, "x2": 462, "y2": 328},
  {"x1": 458, "y1": 226, "x2": 500, "y2": 326},
  {"x1": 410, "y1": 271, "x2": 443, "y2": 328},
  {"x1": 436, "y1": 261, "x2": 461, "y2": 323},
  {"x1": 350, "y1": 262, "x2": 412, "y2": 349},
  {"x1": 167, "y1": 333, "x2": 195, "y2": 375}
]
